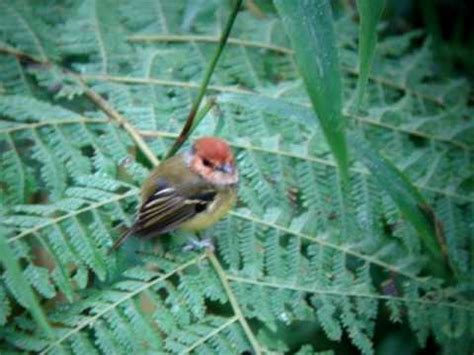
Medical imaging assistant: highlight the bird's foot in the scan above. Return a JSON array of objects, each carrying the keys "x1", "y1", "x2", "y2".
[{"x1": 183, "y1": 237, "x2": 215, "y2": 252}]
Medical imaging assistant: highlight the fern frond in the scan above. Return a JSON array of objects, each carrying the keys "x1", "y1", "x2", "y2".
[{"x1": 0, "y1": 1, "x2": 472, "y2": 353}]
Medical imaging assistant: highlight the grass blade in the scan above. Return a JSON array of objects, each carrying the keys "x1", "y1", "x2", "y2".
[
  {"x1": 355, "y1": 0, "x2": 384, "y2": 108},
  {"x1": 165, "y1": 0, "x2": 243, "y2": 158},
  {"x1": 274, "y1": 0, "x2": 348, "y2": 180}
]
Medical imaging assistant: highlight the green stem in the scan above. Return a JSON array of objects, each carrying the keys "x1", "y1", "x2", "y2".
[
  {"x1": 207, "y1": 251, "x2": 261, "y2": 354},
  {"x1": 191, "y1": 98, "x2": 216, "y2": 132},
  {"x1": 165, "y1": 0, "x2": 243, "y2": 158},
  {"x1": 182, "y1": 316, "x2": 238, "y2": 353}
]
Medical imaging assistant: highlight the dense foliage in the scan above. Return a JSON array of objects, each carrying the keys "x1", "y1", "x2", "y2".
[{"x1": 0, "y1": 0, "x2": 472, "y2": 353}]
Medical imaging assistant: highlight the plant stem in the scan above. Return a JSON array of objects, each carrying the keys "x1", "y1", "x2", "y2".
[
  {"x1": 0, "y1": 46, "x2": 159, "y2": 167},
  {"x1": 191, "y1": 98, "x2": 216, "y2": 132},
  {"x1": 77, "y1": 80, "x2": 159, "y2": 166},
  {"x1": 207, "y1": 251, "x2": 261, "y2": 354},
  {"x1": 165, "y1": 0, "x2": 243, "y2": 158}
]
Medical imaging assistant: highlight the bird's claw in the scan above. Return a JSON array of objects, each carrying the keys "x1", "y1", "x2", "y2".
[{"x1": 183, "y1": 237, "x2": 215, "y2": 252}]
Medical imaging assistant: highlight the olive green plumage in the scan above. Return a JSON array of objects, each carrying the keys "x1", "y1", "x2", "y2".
[
  {"x1": 141, "y1": 154, "x2": 237, "y2": 231},
  {"x1": 141, "y1": 154, "x2": 215, "y2": 203},
  {"x1": 110, "y1": 153, "x2": 237, "y2": 252}
]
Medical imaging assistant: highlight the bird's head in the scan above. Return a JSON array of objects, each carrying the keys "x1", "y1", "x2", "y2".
[{"x1": 187, "y1": 137, "x2": 238, "y2": 186}]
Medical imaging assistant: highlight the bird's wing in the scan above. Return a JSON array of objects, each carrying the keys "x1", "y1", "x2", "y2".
[{"x1": 134, "y1": 179, "x2": 216, "y2": 236}]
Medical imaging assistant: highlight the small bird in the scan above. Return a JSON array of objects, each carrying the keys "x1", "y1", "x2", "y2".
[{"x1": 110, "y1": 136, "x2": 238, "y2": 252}]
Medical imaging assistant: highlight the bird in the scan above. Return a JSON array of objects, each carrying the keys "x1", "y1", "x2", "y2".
[{"x1": 109, "y1": 136, "x2": 239, "y2": 252}]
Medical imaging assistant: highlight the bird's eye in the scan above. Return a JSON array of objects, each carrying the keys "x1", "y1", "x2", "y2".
[{"x1": 202, "y1": 159, "x2": 212, "y2": 167}]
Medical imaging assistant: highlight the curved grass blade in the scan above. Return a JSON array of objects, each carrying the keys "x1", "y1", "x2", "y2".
[
  {"x1": 274, "y1": 0, "x2": 348, "y2": 180},
  {"x1": 349, "y1": 133, "x2": 452, "y2": 280},
  {"x1": 355, "y1": 0, "x2": 385, "y2": 108}
]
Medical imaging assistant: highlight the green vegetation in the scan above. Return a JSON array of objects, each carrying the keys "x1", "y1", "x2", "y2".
[{"x1": 0, "y1": 0, "x2": 472, "y2": 353}]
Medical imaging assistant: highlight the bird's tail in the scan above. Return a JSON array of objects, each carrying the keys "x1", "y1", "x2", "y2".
[{"x1": 108, "y1": 227, "x2": 135, "y2": 254}]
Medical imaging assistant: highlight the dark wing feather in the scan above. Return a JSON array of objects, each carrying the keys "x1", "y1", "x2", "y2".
[{"x1": 134, "y1": 181, "x2": 217, "y2": 237}]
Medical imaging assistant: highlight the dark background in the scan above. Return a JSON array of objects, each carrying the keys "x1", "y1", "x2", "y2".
[{"x1": 378, "y1": 0, "x2": 473, "y2": 79}]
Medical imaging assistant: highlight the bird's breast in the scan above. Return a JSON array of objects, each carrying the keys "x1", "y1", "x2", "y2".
[{"x1": 180, "y1": 187, "x2": 236, "y2": 231}]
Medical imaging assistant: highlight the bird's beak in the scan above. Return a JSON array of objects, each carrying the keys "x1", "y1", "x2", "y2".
[{"x1": 219, "y1": 163, "x2": 234, "y2": 174}]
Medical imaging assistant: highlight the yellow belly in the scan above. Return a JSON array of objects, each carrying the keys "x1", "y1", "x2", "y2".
[{"x1": 180, "y1": 188, "x2": 236, "y2": 231}]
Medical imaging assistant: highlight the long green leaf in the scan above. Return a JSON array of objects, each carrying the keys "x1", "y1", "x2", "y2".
[
  {"x1": 274, "y1": 0, "x2": 348, "y2": 180},
  {"x1": 0, "y1": 231, "x2": 57, "y2": 341},
  {"x1": 349, "y1": 133, "x2": 451, "y2": 280},
  {"x1": 355, "y1": 0, "x2": 384, "y2": 108}
]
